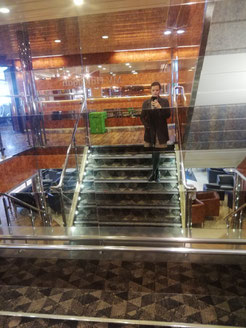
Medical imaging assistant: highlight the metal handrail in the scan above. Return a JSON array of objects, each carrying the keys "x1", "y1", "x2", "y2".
[
  {"x1": 0, "y1": 192, "x2": 45, "y2": 214},
  {"x1": 173, "y1": 86, "x2": 196, "y2": 192},
  {"x1": 1, "y1": 233, "x2": 246, "y2": 244},
  {"x1": 223, "y1": 202, "x2": 246, "y2": 224},
  {"x1": 2, "y1": 243, "x2": 246, "y2": 255},
  {"x1": 234, "y1": 168, "x2": 246, "y2": 181},
  {"x1": 51, "y1": 98, "x2": 85, "y2": 190}
]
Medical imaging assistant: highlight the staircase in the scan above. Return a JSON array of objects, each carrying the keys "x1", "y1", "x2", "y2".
[{"x1": 74, "y1": 145, "x2": 181, "y2": 227}]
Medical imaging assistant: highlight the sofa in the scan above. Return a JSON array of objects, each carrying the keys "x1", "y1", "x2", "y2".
[
  {"x1": 196, "y1": 191, "x2": 220, "y2": 217},
  {"x1": 192, "y1": 199, "x2": 206, "y2": 226}
]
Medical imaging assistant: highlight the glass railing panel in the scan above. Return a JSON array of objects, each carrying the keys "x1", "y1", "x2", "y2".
[{"x1": 185, "y1": 103, "x2": 246, "y2": 151}]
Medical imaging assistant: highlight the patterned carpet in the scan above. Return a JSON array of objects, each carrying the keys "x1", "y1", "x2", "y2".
[{"x1": 0, "y1": 258, "x2": 246, "y2": 327}]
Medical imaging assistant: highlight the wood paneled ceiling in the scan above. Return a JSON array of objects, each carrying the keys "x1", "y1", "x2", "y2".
[
  {"x1": 0, "y1": 1, "x2": 205, "y2": 60},
  {"x1": 0, "y1": 0, "x2": 206, "y2": 25}
]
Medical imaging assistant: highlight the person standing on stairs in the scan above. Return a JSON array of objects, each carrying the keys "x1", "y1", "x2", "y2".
[{"x1": 140, "y1": 81, "x2": 170, "y2": 182}]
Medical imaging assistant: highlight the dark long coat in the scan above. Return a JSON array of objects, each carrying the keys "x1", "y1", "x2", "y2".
[{"x1": 140, "y1": 97, "x2": 170, "y2": 144}]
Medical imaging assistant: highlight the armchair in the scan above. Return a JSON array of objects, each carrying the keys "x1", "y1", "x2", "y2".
[
  {"x1": 207, "y1": 168, "x2": 226, "y2": 183},
  {"x1": 196, "y1": 191, "x2": 220, "y2": 217},
  {"x1": 192, "y1": 199, "x2": 205, "y2": 226},
  {"x1": 217, "y1": 174, "x2": 234, "y2": 190},
  {"x1": 203, "y1": 183, "x2": 225, "y2": 201}
]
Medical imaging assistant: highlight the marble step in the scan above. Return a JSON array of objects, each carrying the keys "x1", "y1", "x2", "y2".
[
  {"x1": 74, "y1": 220, "x2": 181, "y2": 227},
  {"x1": 87, "y1": 166, "x2": 177, "y2": 171},
  {"x1": 83, "y1": 178, "x2": 178, "y2": 183},
  {"x1": 75, "y1": 207, "x2": 181, "y2": 225},
  {"x1": 80, "y1": 181, "x2": 178, "y2": 193},
  {"x1": 90, "y1": 144, "x2": 175, "y2": 154},
  {"x1": 77, "y1": 194, "x2": 180, "y2": 207},
  {"x1": 88, "y1": 157, "x2": 176, "y2": 168},
  {"x1": 90, "y1": 153, "x2": 176, "y2": 159}
]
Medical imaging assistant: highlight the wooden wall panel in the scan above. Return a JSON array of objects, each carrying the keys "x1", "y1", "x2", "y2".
[{"x1": 0, "y1": 155, "x2": 37, "y2": 192}]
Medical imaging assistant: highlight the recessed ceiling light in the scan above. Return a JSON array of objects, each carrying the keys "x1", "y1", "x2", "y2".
[
  {"x1": 110, "y1": 72, "x2": 113, "y2": 74},
  {"x1": 0, "y1": 8, "x2": 10, "y2": 14},
  {"x1": 133, "y1": 72, "x2": 138, "y2": 75},
  {"x1": 164, "y1": 30, "x2": 171, "y2": 35},
  {"x1": 102, "y1": 35, "x2": 109, "y2": 39},
  {"x1": 125, "y1": 63, "x2": 130, "y2": 66},
  {"x1": 66, "y1": 70, "x2": 70, "y2": 73},
  {"x1": 177, "y1": 29, "x2": 185, "y2": 34},
  {"x1": 102, "y1": 67, "x2": 106, "y2": 70},
  {"x1": 73, "y1": 0, "x2": 84, "y2": 5},
  {"x1": 98, "y1": 65, "x2": 102, "y2": 68},
  {"x1": 131, "y1": 70, "x2": 136, "y2": 73},
  {"x1": 129, "y1": 65, "x2": 132, "y2": 68},
  {"x1": 54, "y1": 39, "x2": 61, "y2": 43},
  {"x1": 85, "y1": 73, "x2": 90, "y2": 79}
]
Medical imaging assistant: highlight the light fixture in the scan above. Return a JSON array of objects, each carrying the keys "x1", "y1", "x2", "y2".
[
  {"x1": 125, "y1": 63, "x2": 130, "y2": 66},
  {"x1": 164, "y1": 30, "x2": 171, "y2": 35},
  {"x1": 98, "y1": 65, "x2": 102, "y2": 68},
  {"x1": 102, "y1": 35, "x2": 109, "y2": 39},
  {"x1": 110, "y1": 72, "x2": 113, "y2": 74},
  {"x1": 133, "y1": 72, "x2": 138, "y2": 75},
  {"x1": 131, "y1": 70, "x2": 136, "y2": 73},
  {"x1": 54, "y1": 39, "x2": 61, "y2": 43},
  {"x1": 0, "y1": 8, "x2": 10, "y2": 14},
  {"x1": 102, "y1": 67, "x2": 106, "y2": 70},
  {"x1": 84, "y1": 73, "x2": 90, "y2": 79},
  {"x1": 66, "y1": 70, "x2": 70, "y2": 73},
  {"x1": 73, "y1": 0, "x2": 84, "y2": 5},
  {"x1": 177, "y1": 29, "x2": 185, "y2": 34},
  {"x1": 129, "y1": 65, "x2": 132, "y2": 68},
  {"x1": 57, "y1": 73, "x2": 60, "y2": 77}
]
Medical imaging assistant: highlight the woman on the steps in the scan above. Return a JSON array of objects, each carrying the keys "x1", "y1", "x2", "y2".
[{"x1": 140, "y1": 81, "x2": 170, "y2": 182}]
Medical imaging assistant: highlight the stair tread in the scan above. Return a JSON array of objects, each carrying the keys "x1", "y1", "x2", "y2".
[
  {"x1": 88, "y1": 166, "x2": 177, "y2": 171},
  {"x1": 83, "y1": 178, "x2": 178, "y2": 183},
  {"x1": 80, "y1": 190, "x2": 179, "y2": 194},
  {"x1": 91, "y1": 153, "x2": 175, "y2": 159},
  {"x1": 78, "y1": 204, "x2": 180, "y2": 209}
]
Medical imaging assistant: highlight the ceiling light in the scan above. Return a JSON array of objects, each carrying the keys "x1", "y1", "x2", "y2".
[
  {"x1": 110, "y1": 72, "x2": 113, "y2": 74},
  {"x1": 102, "y1": 35, "x2": 109, "y2": 39},
  {"x1": 131, "y1": 70, "x2": 136, "y2": 73},
  {"x1": 54, "y1": 39, "x2": 61, "y2": 43},
  {"x1": 177, "y1": 29, "x2": 185, "y2": 34},
  {"x1": 129, "y1": 65, "x2": 132, "y2": 68},
  {"x1": 125, "y1": 63, "x2": 130, "y2": 66},
  {"x1": 57, "y1": 73, "x2": 60, "y2": 77},
  {"x1": 85, "y1": 73, "x2": 90, "y2": 79},
  {"x1": 102, "y1": 67, "x2": 106, "y2": 70},
  {"x1": 98, "y1": 65, "x2": 102, "y2": 68},
  {"x1": 0, "y1": 8, "x2": 10, "y2": 14},
  {"x1": 133, "y1": 72, "x2": 138, "y2": 74},
  {"x1": 164, "y1": 30, "x2": 171, "y2": 35},
  {"x1": 73, "y1": 0, "x2": 84, "y2": 5}
]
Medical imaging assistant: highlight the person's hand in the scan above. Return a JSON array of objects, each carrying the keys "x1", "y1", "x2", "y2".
[{"x1": 152, "y1": 100, "x2": 161, "y2": 109}]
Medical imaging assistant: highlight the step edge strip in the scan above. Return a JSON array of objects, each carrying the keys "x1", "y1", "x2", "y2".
[{"x1": 0, "y1": 310, "x2": 239, "y2": 328}]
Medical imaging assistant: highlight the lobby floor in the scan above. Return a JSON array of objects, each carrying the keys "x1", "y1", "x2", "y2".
[
  {"x1": 0, "y1": 124, "x2": 145, "y2": 160},
  {"x1": 0, "y1": 258, "x2": 246, "y2": 327}
]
